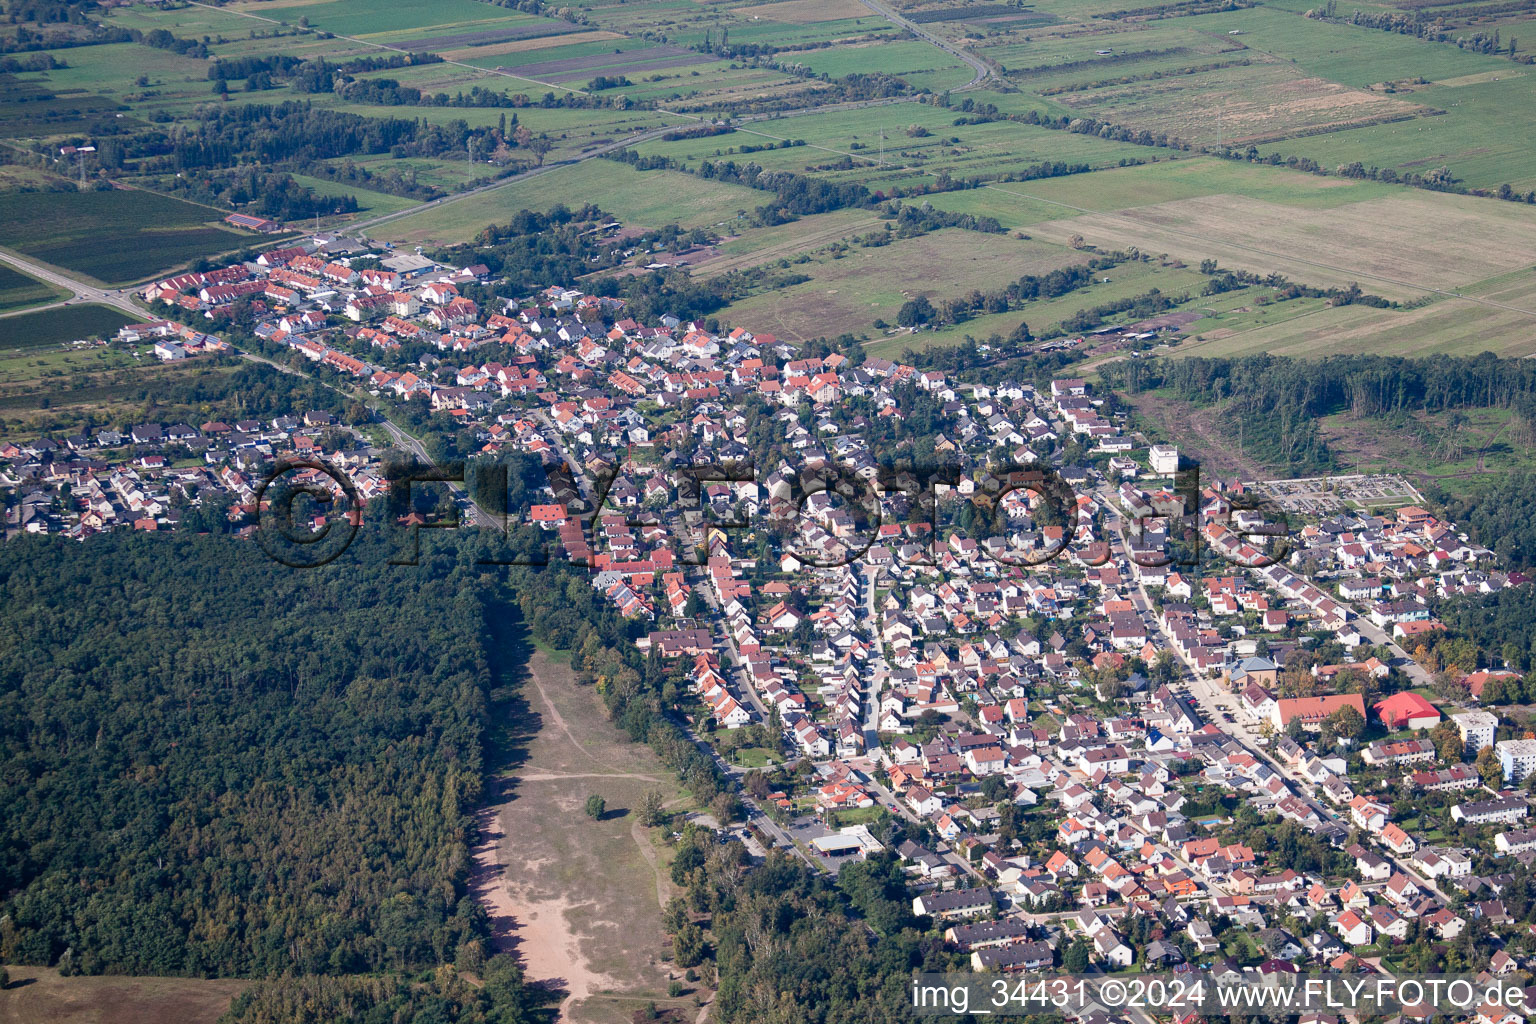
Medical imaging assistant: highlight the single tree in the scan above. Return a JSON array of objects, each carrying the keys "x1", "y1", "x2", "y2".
[
  {"x1": 1328, "y1": 704, "x2": 1365, "y2": 741},
  {"x1": 638, "y1": 789, "x2": 667, "y2": 827},
  {"x1": 585, "y1": 794, "x2": 606, "y2": 820},
  {"x1": 1476, "y1": 746, "x2": 1504, "y2": 790},
  {"x1": 673, "y1": 922, "x2": 707, "y2": 968}
]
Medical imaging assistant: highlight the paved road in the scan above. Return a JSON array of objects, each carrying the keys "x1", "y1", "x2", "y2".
[
  {"x1": 854, "y1": 0, "x2": 995, "y2": 89},
  {"x1": 0, "y1": 248, "x2": 137, "y2": 319},
  {"x1": 861, "y1": 564, "x2": 886, "y2": 757},
  {"x1": 531, "y1": 410, "x2": 597, "y2": 507}
]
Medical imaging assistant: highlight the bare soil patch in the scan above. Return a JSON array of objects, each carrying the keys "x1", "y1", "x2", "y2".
[
  {"x1": 476, "y1": 649, "x2": 689, "y2": 1024},
  {"x1": 0, "y1": 968, "x2": 244, "y2": 1024},
  {"x1": 1125, "y1": 390, "x2": 1269, "y2": 479}
]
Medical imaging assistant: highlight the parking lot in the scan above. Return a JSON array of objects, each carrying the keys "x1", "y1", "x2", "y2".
[{"x1": 1252, "y1": 474, "x2": 1424, "y2": 514}]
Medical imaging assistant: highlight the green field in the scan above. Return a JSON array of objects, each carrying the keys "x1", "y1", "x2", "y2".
[
  {"x1": 284, "y1": 172, "x2": 423, "y2": 217},
  {"x1": 1256, "y1": 72, "x2": 1536, "y2": 191},
  {"x1": 374, "y1": 160, "x2": 766, "y2": 244},
  {"x1": 0, "y1": 304, "x2": 134, "y2": 348},
  {"x1": 0, "y1": 190, "x2": 247, "y2": 285},
  {"x1": 0, "y1": 264, "x2": 66, "y2": 313},
  {"x1": 714, "y1": 228, "x2": 1096, "y2": 344}
]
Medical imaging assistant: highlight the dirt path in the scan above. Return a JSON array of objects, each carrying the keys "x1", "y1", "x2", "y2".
[
  {"x1": 631, "y1": 819, "x2": 671, "y2": 911},
  {"x1": 526, "y1": 656, "x2": 604, "y2": 767},
  {"x1": 519, "y1": 769, "x2": 664, "y2": 783}
]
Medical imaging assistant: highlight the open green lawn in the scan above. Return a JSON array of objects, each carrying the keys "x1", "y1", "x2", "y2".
[
  {"x1": 783, "y1": 40, "x2": 962, "y2": 78},
  {"x1": 0, "y1": 190, "x2": 247, "y2": 285},
  {"x1": 282, "y1": 173, "x2": 422, "y2": 217}
]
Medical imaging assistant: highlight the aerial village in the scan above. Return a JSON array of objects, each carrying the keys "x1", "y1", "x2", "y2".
[{"x1": 6, "y1": 235, "x2": 1536, "y2": 1013}]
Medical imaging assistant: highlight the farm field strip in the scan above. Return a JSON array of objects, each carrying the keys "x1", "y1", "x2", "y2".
[
  {"x1": 0, "y1": 190, "x2": 251, "y2": 286},
  {"x1": 990, "y1": 182, "x2": 1536, "y2": 309},
  {"x1": 1166, "y1": 293, "x2": 1536, "y2": 359}
]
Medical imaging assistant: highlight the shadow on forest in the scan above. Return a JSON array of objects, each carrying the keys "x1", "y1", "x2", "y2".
[{"x1": 466, "y1": 608, "x2": 573, "y2": 1009}]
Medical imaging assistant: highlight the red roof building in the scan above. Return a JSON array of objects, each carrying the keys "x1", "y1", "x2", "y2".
[{"x1": 1374, "y1": 692, "x2": 1441, "y2": 731}]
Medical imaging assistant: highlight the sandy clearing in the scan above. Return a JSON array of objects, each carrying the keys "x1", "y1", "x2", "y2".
[
  {"x1": 471, "y1": 796, "x2": 620, "y2": 1014},
  {"x1": 438, "y1": 30, "x2": 624, "y2": 61},
  {"x1": 527, "y1": 654, "x2": 604, "y2": 766},
  {"x1": 472, "y1": 650, "x2": 687, "y2": 1023}
]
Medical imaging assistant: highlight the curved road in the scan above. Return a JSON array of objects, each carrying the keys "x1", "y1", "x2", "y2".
[
  {"x1": 855, "y1": 0, "x2": 996, "y2": 89},
  {"x1": 0, "y1": 247, "x2": 137, "y2": 320}
]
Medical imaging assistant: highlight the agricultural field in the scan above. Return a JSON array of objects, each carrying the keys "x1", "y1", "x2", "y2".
[
  {"x1": 0, "y1": 305, "x2": 134, "y2": 351},
  {"x1": 1168, "y1": 286, "x2": 1536, "y2": 360},
  {"x1": 0, "y1": 0, "x2": 1532, "y2": 359},
  {"x1": 1254, "y1": 71, "x2": 1536, "y2": 191},
  {"x1": 714, "y1": 228, "x2": 1093, "y2": 343},
  {"x1": 0, "y1": 265, "x2": 67, "y2": 314},
  {"x1": 1023, "y1": 184, "x2": 1536, "y2": 300},
  {"x1": 0, "y1": 191, "x2": 249, "y2": 286},
  {"x1": 628, "y1": 105, "x2": 1165, "y2": 194},
  {"x1": 686, "y1": 208, "x2": 891, "y2": 274},
  {"x1": 373, "y1": 159, "x2": 765, "y2": 244}
]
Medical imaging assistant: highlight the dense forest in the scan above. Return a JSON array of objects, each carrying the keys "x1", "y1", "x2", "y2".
[
  {"x1": 1437, "y1": 472, "x2": 1536, "y2": 572},
  {"x1": 1444, "y1": 585, "x2": 1536, "y2": 675},
  {"x1": 0, "y1": 524, "x2": 550, "y2": 1021}
]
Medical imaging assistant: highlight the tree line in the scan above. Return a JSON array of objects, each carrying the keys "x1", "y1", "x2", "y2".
[{"x1": 1101, "y1": 351, "x2": 1536, "y2": 472}]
